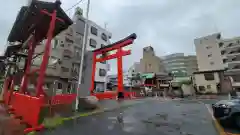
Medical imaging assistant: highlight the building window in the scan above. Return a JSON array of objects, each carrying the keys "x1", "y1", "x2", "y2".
[
  {"x1": 75, "y1": 36, "x2": 82, "y2": 45},
  {"x1": 71, "y1": 63, "x2": 80, "y2": 74},
  {"x1": 206, "y1": 46, "x2": 212, "y2": 49},
  {"x1": 99, "y1": 69, "x2": 106, "y2": 76},
  {"x1": 101, "y1": 44, "x2": 105, "y2": 48},
  {"x1": 204, "y1": 73, "x2": 214, "y2": 81},
  {"x1": 216, "y1": 34, "x2": 221, "y2": 39},
  {"x1": 199, "y1": 86, "x2": 205, "y2": 91},
  {"x1": 91, "y1": 26, "x2": 98, "y2": 36},
  {"x1": 60, "y1": 44, "x2": 64, "y2": 47},
  {"x1": 61, "y1": 67, "x2": 69, "y2": 72},
  {"x1": 57, "y1": 83, "x2": 62, "y2": 89},
  {"x1": 52, "y1": 39, "x2": 58, "y2": 49},
  {"x1": 65, "y1": 37, "x2": 74, "y2": 44},
  {"x1": 223, "y1": 59, "x2": 227, "y2": 63},
  {"x1": 90, "y1": 39, "x2": 97, "y2": 48},
  {"x1": 208, "y1": 54, "x2": 212, "y2": 57},
  {"x1": 221, "y1": 50, "x2": 225, "y2": 55},
  {"x1": 207, "y1": 85, "x2": 211, "y2": 89},
  {"x1": 210, "y1": 61, "x2": 214, "y2": 65},
  {"x1": 63, "y1": 49, "x2": 72, "y2": 59},
  {"x1": 101, "y1": 33, "x2": 107, "y2": 41},
  {"x1": 218, "y1": 42, "x2": 223, "y2": 47},
  {"x1": 74, "y1": 47, "x2": 81, "y2": 57},
  {"x1": 228, "y1": 43, "x2": 233, "y2": 47},
  {"x1": 232, "y1": 57, "x2": 237, "y2": 61}
]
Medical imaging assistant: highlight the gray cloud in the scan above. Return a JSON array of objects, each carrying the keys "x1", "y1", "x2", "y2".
[{"x1": 1, "y1": 0, "x2": 240, "y2": 74}]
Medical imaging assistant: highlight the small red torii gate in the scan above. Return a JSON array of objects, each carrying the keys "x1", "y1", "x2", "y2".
[{"x1": 91, "y1": 34, "x2": 137, "y2": 99}]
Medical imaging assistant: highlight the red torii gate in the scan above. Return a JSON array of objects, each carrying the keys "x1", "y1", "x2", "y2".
[
  {"x1": 91, "y1": 34, "x2": 137, "y2": 99},
  {"x1": 2, "y1": 0, "x2": 74, "y2": 133}
]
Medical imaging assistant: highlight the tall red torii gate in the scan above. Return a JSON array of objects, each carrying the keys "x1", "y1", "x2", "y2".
[{"x1": 91, "y1": 34, "x2": 137, "y2": 99}]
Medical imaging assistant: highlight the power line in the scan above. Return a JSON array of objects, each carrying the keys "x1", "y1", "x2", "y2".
[{"x1": 65, "y1": 0, "x2": 84, "y2": 12}]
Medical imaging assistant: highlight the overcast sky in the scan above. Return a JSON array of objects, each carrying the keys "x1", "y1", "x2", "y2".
[{"x1": 1, "y1": 0, "x2": 240, "y2": 74}]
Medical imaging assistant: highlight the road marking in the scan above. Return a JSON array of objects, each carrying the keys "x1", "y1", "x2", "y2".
[{"x1": 204, "y1": 104, "x2": 227, "y2": 135}]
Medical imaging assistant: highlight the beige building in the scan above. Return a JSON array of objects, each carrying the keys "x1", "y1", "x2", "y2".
[
  {"x1": 192, "y1": 69, "x2": 232, "y2": 94},
  {"x1": 139, "y1": 46, "x2": 166, "y2": 73},
  {"x1": 194, "y1": 33, "x2": 226, "y2": 71},
  {"x1": 193, "y1": 33, "x2": 239, "y2": 93}
]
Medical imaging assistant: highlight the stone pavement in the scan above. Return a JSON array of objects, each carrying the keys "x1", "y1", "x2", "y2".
[{"x1": 39, "y1": 98, "x2": 219, "y2": 135}]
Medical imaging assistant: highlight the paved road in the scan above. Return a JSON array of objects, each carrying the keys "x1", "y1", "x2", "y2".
[{"x1": 39, "y1": 98, "x2": 218, "y2": 135}]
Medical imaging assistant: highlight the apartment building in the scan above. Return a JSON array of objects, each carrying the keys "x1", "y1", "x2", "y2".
[
  {"x1": 127, "y1": 62, "x2": 141, "y2": 78},
  {"x1": 127, "y1": 62, "x2": 142, "y2": 86},
  {"x1": 28, "y1": 8, "x2": 111, "y2": 95},
  {"x1": 27, "y1": 25, "x2": 81, "y2": 95},
  {"x1": 193, "y1": 33, "x2": 235, "y2": 93},
  {"x1": 194, "y1": 33, "x2": 226, "y2": 71},
  {"x1": 107, "y1": 72, "x2": 131, "y2": 87},
  {"x1": 139, "y1": 46, "x2": 166, "y2": 73},
  {"x1": 219, "y1": 36, "x2": 240, "y2": 87},
  {"x1": 162, "y1": 53, "x2": 198, "y2": 77}
]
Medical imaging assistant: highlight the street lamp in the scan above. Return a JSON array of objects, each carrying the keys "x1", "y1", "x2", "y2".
[{"x1": 76, "y1": 0, "x2": 90, "y2": 110}]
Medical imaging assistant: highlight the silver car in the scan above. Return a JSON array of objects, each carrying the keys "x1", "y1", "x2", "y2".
[{"x1": 212, "y1": 99, "x2": 240, "y2": 127}]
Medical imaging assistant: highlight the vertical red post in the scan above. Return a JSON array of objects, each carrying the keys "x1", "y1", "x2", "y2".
[
  {"x1": 117, "y1": 48, "x2": 123, "y2": 92},
  {"x1": 3, "y1": 77, "x2": 10, "y2": 98},
  {"x1": 6, "y1": 79, "x2": 15, "y2": 105},
  {"x1": 19, "y1": 37, "x2": 35, "y2": 93},
  {"x1": 90, "y1": 53, "x2": 97, "y2": 93},
  {"x1": 36, "y1": 10, "x2": 57, "y2": 97}
]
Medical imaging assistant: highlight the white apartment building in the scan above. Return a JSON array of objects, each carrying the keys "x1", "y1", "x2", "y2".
[
  {"x1": 73, "y1": 8, "x2": 112, "y2": 91},
  {"x1": 127, "y1": 62, "x2": 141, "y2": 78},
  {"x1": 107, "y1": 72, "x2": 131, "y2": 87},
  {"x1": 127, "y1": 62, "x2": 142, "y2": 86},
  {"x1": 194, "y1": 33, "x2": 227, "y2": 71},
  {"x1": 194, "y1": 33, "x2": 240, "y2": 90}
]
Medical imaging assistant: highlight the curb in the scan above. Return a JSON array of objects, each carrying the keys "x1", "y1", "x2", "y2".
[{"x1": 205, "y1": 104, "x2": 227, "y2": 135}]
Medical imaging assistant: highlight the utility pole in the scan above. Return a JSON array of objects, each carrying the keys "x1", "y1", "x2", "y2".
[{"x1": 76, "y1": 0, "x2": 90, "y2": 110}]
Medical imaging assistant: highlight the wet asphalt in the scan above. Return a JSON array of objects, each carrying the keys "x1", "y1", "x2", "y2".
[{"x1": 39, "y1": 98, "x2": 219, "y2": 135}]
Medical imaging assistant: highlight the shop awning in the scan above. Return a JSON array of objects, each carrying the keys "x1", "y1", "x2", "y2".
[{"x1": 141, "y1": 73, "x2": 155, "y2": 79}]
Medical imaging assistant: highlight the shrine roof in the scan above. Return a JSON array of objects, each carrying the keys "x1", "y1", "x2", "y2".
[{"x1": 7, "y1": 0, "x2": 73, "y2": 44}]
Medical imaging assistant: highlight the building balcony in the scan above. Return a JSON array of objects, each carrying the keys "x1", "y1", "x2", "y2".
[
  {"x1": 224, "y1": 43, "x2": 240, "y2": 50},
  {"x1": 225, "y1": 67, "x2": 240, "y2": 76},
  {"x1": 224, "y1": 47, "x2": 240, "y2": 56},
  {"x1": 232, "y1": 82, "x2": 240, "y2": 87}
]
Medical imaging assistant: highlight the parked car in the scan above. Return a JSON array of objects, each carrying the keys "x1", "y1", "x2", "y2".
[{"x1": 212, "y1": 99, "x2": 240, "y2": 127}]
